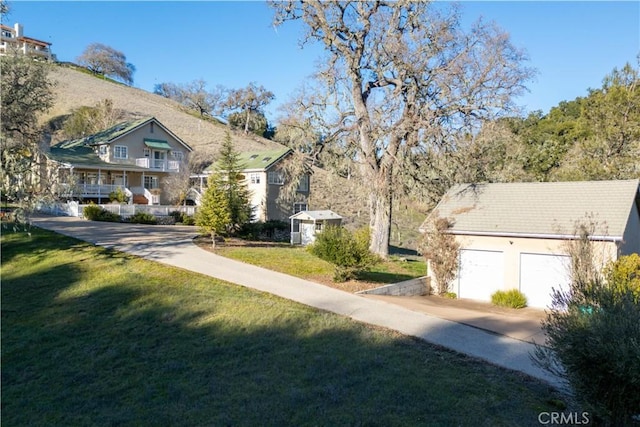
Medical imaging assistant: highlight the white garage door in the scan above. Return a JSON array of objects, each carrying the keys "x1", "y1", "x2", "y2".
[
  {"x1": 520, "y1": 253, "x2": 571, "y2": 309},
  {"x1": 457, "y1": 250, "x2": 504, "y2": 302}
]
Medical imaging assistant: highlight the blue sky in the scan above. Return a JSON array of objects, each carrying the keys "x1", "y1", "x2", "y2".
[{"x1": 5, "y1": 1, "x2": 639, "y2": 121}]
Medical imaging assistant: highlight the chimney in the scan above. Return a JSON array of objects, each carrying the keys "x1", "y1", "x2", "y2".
[{"x1": 14, "y1": 23, "x2": 23, "y2": 38}]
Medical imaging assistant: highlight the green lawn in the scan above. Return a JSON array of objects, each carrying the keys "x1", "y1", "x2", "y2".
[
  {"x1": 213, "y1": 241, "x2": 427, "y2": 291},
  {"x1": 2, "y1": 227, "x2": 565, "y2": 426}
]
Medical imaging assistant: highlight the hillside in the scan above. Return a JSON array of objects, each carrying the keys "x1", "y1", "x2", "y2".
[
  {"x1": 45, "y1": 65, "x2": 284, "y2": 155},
  {"x1": 44, "y1": 65, "x2": 428, "y2": 251}
]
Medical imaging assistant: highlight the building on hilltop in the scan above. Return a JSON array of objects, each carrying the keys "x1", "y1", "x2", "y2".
[{"x1": 0, "y1": 22, "x2": 53, "y2": 60}]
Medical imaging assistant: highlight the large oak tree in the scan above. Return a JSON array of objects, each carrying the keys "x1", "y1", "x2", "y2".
[{"x1": 272, "y1": 0, "x2": 534, "y2": 257}]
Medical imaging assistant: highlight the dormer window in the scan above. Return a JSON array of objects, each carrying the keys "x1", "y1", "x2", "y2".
[
  {"x1": 262, "y1": 157, "x2": 272, "y2": 162},
  {"x1": 249, "y1": 154, "x2": 258, "y2": 160},
  {"x1": 98, "y1": 145, "x2": 108, "y2": 155}
]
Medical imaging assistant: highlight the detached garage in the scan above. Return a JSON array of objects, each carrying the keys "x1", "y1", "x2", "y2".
[
  {"x1": 421, "y1": 179, "x2": 640, "y2": 309},
  {"x1": 458, "y1": 249, "x2": 504, "y2": 302}
]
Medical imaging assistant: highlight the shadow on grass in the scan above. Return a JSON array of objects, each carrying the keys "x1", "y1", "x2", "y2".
[{"x1": 2, "y1": 228, "x2": 566, "y2": 426}]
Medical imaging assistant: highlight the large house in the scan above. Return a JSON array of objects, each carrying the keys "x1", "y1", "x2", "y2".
[
  {"x1": 190, "y1": 147, "x2": 310, "y2": 222},
  {"x1": 420, "y1": 179, "x2": 640, "y2": 308},
  {"x1": 46, "y1": 117, "x2": 192, "y2": 205},
  {"x1": 0, "y1": 23, "x2": 53, "y2": 60}
]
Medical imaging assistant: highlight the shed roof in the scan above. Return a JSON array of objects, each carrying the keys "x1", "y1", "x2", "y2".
[
  {"x1": 289, "y1": 210, "x2": 343, "y2": 221},
  {"x1": 420, "y1": 180, "x2": 640, "y2": 240}
]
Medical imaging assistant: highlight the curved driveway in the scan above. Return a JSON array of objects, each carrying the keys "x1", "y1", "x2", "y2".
[{"x1": 30, "y1": 215, "x2": 563, "y2": 389}]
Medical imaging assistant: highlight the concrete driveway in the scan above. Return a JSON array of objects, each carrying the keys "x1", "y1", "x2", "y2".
[{"x1": 29, "y1": 214, "x2": 563, "y2": 389}]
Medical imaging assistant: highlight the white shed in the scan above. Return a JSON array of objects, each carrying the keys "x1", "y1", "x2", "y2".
[{"x1": 290, "y1": 210, "x2": 342, "y2": 245}]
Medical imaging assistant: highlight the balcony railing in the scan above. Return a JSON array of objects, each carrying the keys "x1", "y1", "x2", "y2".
[
  {"x1": 59, "y1": 183, "x2": 130, "y2": 199},
  {"x1": 135, "y1": 158, "x2": 181, "y2": 172}
]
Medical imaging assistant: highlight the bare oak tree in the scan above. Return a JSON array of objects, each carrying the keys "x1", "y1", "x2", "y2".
[
  {"x1": 272, "y1": 1, "x2": 534, "y2": 257},
  {"x1": 154, "y1": 80, "x2": 226, "y2": 118},
  {"x1": 223, "y1": 82, "x2": 275, "y2": 134},
  {"x1": 77, "y1": 43, "x2": 135, "y2": 85}
]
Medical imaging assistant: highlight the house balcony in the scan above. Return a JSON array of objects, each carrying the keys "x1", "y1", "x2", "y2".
[
  {"x1": 58, "y1": 183, "x2": 131, "y2": 200},
  {"x1": 135, "y1": 158, "x2": 181, "y2": 172}
]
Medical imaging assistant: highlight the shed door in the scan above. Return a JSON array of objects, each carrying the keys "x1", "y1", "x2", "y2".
[
  {"x1": 457, "y1": 249, "x2": 504, "y2": 302},
  {"x1": 520, "y1": 253, "x2": 571, "y2": 309}
]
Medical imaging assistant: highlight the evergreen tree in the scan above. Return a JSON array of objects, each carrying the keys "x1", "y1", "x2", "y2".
[
  {"x1": 195, "y1": 173, "x2": 231, "y2": 249},
  {"x1": 215, "y1": 132, "x2": 254, "y2": 232}
]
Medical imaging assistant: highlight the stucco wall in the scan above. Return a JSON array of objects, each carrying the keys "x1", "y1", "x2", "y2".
[
  {"x1": 426, "y1": 234, "x2": 620, "y2": 294},
  {"x1": 621, "y1": 202, "x2": 640, "y2": 255}
]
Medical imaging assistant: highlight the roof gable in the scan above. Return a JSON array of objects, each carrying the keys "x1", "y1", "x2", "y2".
[
  {"x1": 53, "y1": 117, "x2": 192, "y2": 152},
  {"x1": 422, "y1": 180, "x2": 640, "y2": 239}
]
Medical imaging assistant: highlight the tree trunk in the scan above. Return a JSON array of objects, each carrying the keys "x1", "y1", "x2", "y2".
[
  {"x1": 367, "y1": 170, "x2": 392, "y2": 259},
  {"x1": 211, "y1": 231, "x2": 216, "y2": 249}
]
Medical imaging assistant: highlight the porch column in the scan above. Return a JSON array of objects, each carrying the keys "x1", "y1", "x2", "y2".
[{"x1": 98, "y1": 168, "x2": 102, "y2": 204}]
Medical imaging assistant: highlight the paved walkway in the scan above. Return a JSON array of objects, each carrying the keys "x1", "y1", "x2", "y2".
[{"x1": 29, "y1": 215, "x2": 563, "y2": 389}]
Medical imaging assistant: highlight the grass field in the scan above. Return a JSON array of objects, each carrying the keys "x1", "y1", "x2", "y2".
[
  {"x1": 210, "y1": 239, "x2": 427, "y2": 293},
  {"x1": 2, "y1": 226, "x2": 566, "y2": 426}
]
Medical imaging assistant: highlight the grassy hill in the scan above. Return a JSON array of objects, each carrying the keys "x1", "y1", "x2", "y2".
[{"x1": 43, "y1": 65, "x2": 428, "y2": 250}]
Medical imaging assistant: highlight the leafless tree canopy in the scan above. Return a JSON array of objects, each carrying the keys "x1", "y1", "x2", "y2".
[
  {"x1": 77, "y1": 43, "x2": 135, "y2": 85},
  {"x1": 272, "y1": 0, "x2": 534, "y2": 257}
]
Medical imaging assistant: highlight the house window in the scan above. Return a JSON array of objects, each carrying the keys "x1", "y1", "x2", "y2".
[
  {"x1": 144, "y1": 176, "x2": 159, "y2": 190},
  {"x1": 114, "y1": 145, "x2": 128, "y2": 159},
  {"x1": 292, "y1": 219, "x2": 300, "y2": 233},
  {"x1": 171, "y1": 151, "x2": 184, "y2": 161},
  {"x1": 294, "y1": 203, "x2": 307, "y2": 213},
  {"x1": 143, "y1": 148, "x2": 150, "y2": 158},
  {"x1": 315, "y1": 222, "x2": 323, "y2": 232},
  {"x1": 297, "y1": 175, "x2": 309, "y2": 192},
  {"x1": 250, "y1": 173, "x2": 261, "y2": 184},
  {"x1": 267, "y1": 171, "x2": 284, "y2": 185},
  {"x1": 98, "y1": 145, "x2": 108, "y2": 155}
]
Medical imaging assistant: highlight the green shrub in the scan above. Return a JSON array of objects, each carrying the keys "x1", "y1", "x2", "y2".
[
  {"x1": 82, "y1": 204, "x2": 121, "y2": 222},
  {"x1": 108, "y1": 187, "x2": 129, "y2": 204},
  {"x1": 128, "y1": 212, "x2": 157, "y2": 225},
  {"x1": 491, "y1": 289, "x2": 527, "y2": 309},
  {"x1": 170, "y1": 210, "x2": 184, "y2": 222},
  {"x1": 603, "y1": 253, "x2": 640, "y2": 302},
  {"x1": 181, "y1": 215, "x2": 196, "y2": 226},
  {"x1": 169, "y1": 210, "x2": 196, "y2": 226},
  {"x1": 534, "y1": 279, "x2": 640, "y2": 425},
  {"x1": 237, "y1": 220, "x2": 288, "y2": 241},
  {"x1": 309, "y1": 226, "x2": 378, "y2": 282},
  {"x1": 443, "y1": 292, "x2": 457, "y2": 299}
]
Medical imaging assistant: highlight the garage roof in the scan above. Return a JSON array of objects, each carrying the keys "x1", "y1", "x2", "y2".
[{"x1": 421, "y1": 179, "x2": 640, "y2": 240}]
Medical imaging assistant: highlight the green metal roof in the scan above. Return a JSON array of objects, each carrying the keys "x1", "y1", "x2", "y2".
[
  {"x1": 144, "y1": 139, "x2": 172, "y2": 150},
  {"x1": 206, "y1": 147, "x2": 291, "y2": 173},
  {"x1": 59, "y1": 117, "x2": 152, "y2": 148}
]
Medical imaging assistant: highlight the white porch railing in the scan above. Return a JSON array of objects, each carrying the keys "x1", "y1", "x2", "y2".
[
  {"x1": 144, "y1": 188, "x2": 160, "y2": 205},
  {"x1": 59, "y1": 183, "x2": 129, "y2": 199},
  {"x1": 36, "y1": 202, "x2": 196, "y2": 219},
  {"x1": 135, "y1": 158, "x2": 180, "y2": 172}
]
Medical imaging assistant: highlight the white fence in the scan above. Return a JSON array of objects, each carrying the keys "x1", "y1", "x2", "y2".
[{"x1": 35, "y1": 201, "x2": 196, "y2": 218}]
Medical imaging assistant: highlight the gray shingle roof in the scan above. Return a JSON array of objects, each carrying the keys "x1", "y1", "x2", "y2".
[
  {"x1": 289, "y1": 210, "x2": 342, "y2": 221},
  {"x1": 421, "y1": 180, "x2": 640, "y2": 239}
]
